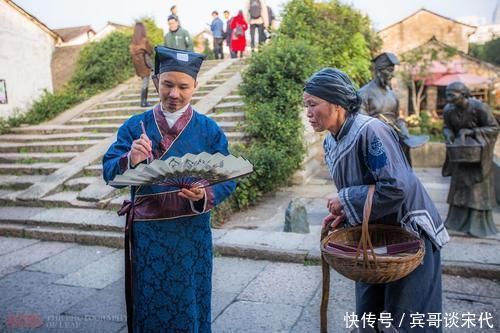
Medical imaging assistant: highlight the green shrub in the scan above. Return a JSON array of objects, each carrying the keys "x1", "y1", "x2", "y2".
[
  {"x1": 139, "y1": 17, "x2": 164, "y2": 47},
  {"x1": 279, "y1": 0, "x2": 380, "y2": 84},
  {"x1": 226, "y1": 38, "x2": 320, "y2": 210},
  {"x1": 469, "y1": 37, "x2": 500, "y2": 66},
  {"x1": 71, "y1": 31, "x2": 134, "y2": 92},
  {"x1": 202, "y1": 39, "x2": 215, "y2": 60},
  {"x1": 416, "y1": 111, "x2": 444, "y2": 141}
]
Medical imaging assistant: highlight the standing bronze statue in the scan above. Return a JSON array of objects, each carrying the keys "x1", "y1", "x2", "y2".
[
  {"x1": 359, "y1": 52, "x2": 428, "y2": 165},
  {"x1": 442, "y1": 81, "x2": 499, "y2": 237}
]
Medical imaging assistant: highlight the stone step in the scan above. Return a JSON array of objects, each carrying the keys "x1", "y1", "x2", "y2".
[
  {"x1": 64, "y1": 176, "x2": 99, "y2": 191},
  {"x1": 103, "y1": 95, "x2": 203, "y2": 107},
  {"x1": 94, "y1": 97, "x2": 160, "y2": 109},
  {"x1": 0, "y1": 206, "x2": 123, "y2": 232},
  {"x1": 115, "y1": 92, "x2": 159, "y2": 100},
  {"x1": 82, "y1": 164, "x2": 103, "y2": 177},
  {"x1": 0, "y1": 162, "x2": 65, "y2": 175},
  {"x1": 120, "y1": 89, "x2": 209, "y2": 99},
  {"x1": 39, "y1": 191, "x2": 98, "y2": 209},
  {"x1": 0, "y1": 152, "x2": 78, "y2": 164},
  {"x1": 221, "y1": 95, "x2": 242, "y2": 103},
  {"x1": 82, "y1": 107, "x2": 150, "y2": 118},
  {"x1": 82, "y1": 124, "x2": 121, "y2": 133},
  {"x1": 208, "y1": 79, "x2": 227, "y2": 85},
  {"x1": 0, "y1": 132, "x2": 110, "y2": 142},
  {"x1": 225, "y1": 132, "x2": 247, "y2": 143},
  {"x1": 213, "y1": 72, "x2": 237, "y2": 80},
  {"x1": 77, "y1": 177, "x2": 116, "y2": 202},
  {"x1": 0, "y1": 175, "x2": 44, "y2": 190},
  {"x1": 108, "y1": 194, "x2": 128, "y2": 210},
  {"x1": 7, "y1": 124, "x2": 119, "y2": 135},
  {"x1": 0, "y1": 140, "x2": 102, "y2": 153},
  {"x1": 209, "y1": 111, "x2": 246, "y2": 122},
  {"x1": 116, "y1": 93, "x2": 159, "y2": 101},
  {"x1": 69, "y1": 116, "x2": 131, "y2": 125},
  {"x1": 215, "y1": 121, "x2": 241, "y2": 132},
  {"x1": 8, "y1": 125, "x2": 86, "y2": 135},
  {"x1": 219, "y1": 68, "x2": 246, "y2": 76},
  {"x1": 83, "y1": 105, "x2": 149, "y2": 116},
  {"x1": 0, "y1": 223, "x2": 123, "y2": 248},
  {"x1": 213, "y1": 101, "x2": 245, "y2": 112},
  {"x1": 196, "y1": 84, "x2": 220, "y2": 92}
]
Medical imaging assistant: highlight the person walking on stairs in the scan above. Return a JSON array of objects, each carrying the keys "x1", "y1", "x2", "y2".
[{"x1": 130, "y1": 22, "x2": 154, "y2": 108}]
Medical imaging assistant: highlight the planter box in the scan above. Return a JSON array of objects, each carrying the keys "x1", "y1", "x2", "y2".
[{"x1": 411, "y1": 142, "x2": 446, "y2": 167}]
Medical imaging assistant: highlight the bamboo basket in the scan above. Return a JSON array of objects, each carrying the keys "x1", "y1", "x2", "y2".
[{"x1": 319, "y1": 185, "x2": 425, "y2": 333}]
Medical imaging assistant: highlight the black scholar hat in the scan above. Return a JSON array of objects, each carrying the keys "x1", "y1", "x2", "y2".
[
  {"x1": 154, "y1": 46, "x2": 206, "y2": 79},
  {"x1": 372, "y1": 52, "x2": 400, "y2": 69}
]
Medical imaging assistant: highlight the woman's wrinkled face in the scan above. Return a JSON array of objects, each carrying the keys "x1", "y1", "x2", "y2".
[{"x1": 303, "y1": 92, "x2": 338, "y2": 132}]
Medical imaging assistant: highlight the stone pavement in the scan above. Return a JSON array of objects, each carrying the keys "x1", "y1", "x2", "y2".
[
  {"x1": 0, "y1": 237, "x2": 498, "y2": 333},
  {"x1": 217, "y1": 166, "x2": 500, "y2": 280}
]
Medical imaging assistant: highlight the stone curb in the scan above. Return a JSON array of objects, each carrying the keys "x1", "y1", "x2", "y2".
[
  {"x1": 214, "y1": 242, "x2": 308, "y2": 263},
  {"x1": 441, "y1": 262, "x2": 500, "y2": 280},
  {"x1": 1, "y1": 222, "x2": 498, "y2": 280}
]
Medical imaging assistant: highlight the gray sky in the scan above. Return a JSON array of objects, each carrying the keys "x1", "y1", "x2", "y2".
[{"x1": 14, "y1": 0, "x2": 498, "y2": 35}]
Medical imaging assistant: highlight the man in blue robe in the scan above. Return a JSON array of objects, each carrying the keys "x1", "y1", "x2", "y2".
[{"x1": 103, "y1": 46, "x2": 236, "y2": 332}]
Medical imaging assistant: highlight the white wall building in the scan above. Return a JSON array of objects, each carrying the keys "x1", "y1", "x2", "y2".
[
  {"x1": 0, "y1": 0, "x2": 61, "y2": 118},
  {"x1": 93, "y1": 21, "x2": 131, "y2": 41}
]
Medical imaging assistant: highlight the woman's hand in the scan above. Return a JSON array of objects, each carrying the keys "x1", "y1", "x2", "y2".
[
  {"x1": 322, "y1": 212, "x2": 346, "y2": 232},
  {"x1": 178, "y1": 187, "x2": 205, "y2": 202},
  {"x1": 326, "y1": 193, "x2": 343, "y2": 215}
]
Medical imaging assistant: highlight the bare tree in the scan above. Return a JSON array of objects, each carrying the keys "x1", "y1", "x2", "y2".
[{"x1": 399, "y1": 42, "x2": 457, "y2": 117}]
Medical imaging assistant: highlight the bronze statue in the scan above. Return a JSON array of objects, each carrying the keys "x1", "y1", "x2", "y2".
[
  {"x1": 359, "y1": 52, "x2": 428, "y2": 165},
  {"x1": 442, "y1": 81, "x2": 499, "y2": 237}
]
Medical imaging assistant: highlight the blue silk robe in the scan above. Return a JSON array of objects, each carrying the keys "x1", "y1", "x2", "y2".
[{"x1": 103, "y1": 104, "x2": 235, "y2": 333}]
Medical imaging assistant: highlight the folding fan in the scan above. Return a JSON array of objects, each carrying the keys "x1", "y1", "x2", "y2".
[{"x1": 109, "y1": 152, "x2": 253, "y2": 189}]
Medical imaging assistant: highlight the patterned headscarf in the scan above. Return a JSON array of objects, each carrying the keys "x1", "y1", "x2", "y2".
[{"x1": 304, "y1": 68, "x2": 361, "y2": 113}]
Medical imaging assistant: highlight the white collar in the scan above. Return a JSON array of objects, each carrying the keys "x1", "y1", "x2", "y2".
[{"x1": 161, "y1": 104, "x2": 190, "y2": 127}]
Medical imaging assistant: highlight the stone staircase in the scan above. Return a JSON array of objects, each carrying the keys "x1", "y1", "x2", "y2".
[{"x1": 0, "y1": 59, "x2": 248, "y2": 243}]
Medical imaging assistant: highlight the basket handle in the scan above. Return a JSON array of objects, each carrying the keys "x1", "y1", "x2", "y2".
[{"x1": 356, "y1": 185, "x2": 377, "y2": 268}]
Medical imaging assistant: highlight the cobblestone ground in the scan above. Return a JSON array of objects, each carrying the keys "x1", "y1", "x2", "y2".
[{"x1": 0, "y1": 237, "x2": 498, "y2": 332}]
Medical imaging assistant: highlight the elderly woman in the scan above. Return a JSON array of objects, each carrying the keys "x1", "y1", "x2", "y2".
[{"x1": 304, "y1": 68, "x2": 449, "y2": 332}]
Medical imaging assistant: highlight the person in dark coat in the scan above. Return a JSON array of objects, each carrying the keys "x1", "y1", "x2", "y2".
[
  {"x1": 164, "y1": 15, "x2": 193, "y2": 51},
  {"x1": 129, "y1": 22, "x2": 153, "y2": 107},
  {"x1": 442, "y1": 81, "x2": 499, "y2": 237},
  {"x1": 230, "y1": 10, "x2": 248, "y2": 58},
  {"x1": 223, "y1": 10, "x2": 236, "y2": 58},
  {"x1": 210, "y1": 11, "x2": 224, "y2": 59}
]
